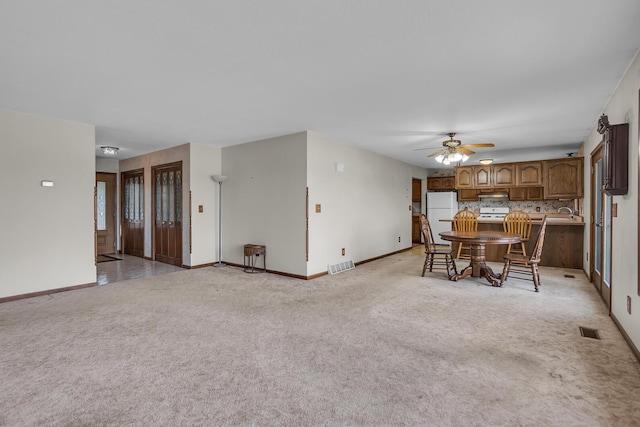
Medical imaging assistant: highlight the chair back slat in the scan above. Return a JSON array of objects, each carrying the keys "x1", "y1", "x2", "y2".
[
  {"x1": 503, "y1": 210, "x2": 532, "y2": 239},
  {"x1": 420, "y1": 214, "x2": 437, "y2": 252},
  {"x1": 453, "y1": 208, "x2": 478, "y2": 232}
]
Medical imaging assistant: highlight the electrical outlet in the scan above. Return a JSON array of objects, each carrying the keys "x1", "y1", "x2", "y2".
[
  {"x1": 341, "y1": 248, "x2": 345, "y2": 256},
  {"x1": 628, "y1": 296, "x2": 632, "y2": 314},
  {"x1": 398, "y1": 236, "x2": 401, "y2": 242}
]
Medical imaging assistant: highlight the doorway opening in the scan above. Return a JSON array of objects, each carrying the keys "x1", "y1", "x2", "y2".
[{"x1": 96, "y1": 172, "x2": 117, "y2": 256}]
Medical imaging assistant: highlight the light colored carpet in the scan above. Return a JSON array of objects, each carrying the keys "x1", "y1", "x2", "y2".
[{"x1": 1, "y1": 248, "x2": 639, "y2": 426}]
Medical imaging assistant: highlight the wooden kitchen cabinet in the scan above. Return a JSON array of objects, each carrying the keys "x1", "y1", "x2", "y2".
[
  {"x1": 455, "y1": 166, "x2": 474, "y2": 189},
  {"x1": 427, "y1": 176, "x2": 455, "y2": 191},
  {"x1": 492, "y1": 164, "x2": 515, "y2": 187},
  {"x1": 412, "y1": 215, "x2": 421, "y2": 243},
  {"x1": 473, "y1": 165, "x2": 492, "y2": 188},
  {"x1": 457, "y1": 189, "x2": 479, "y2": 201},
  {"x1": 412, "y1": 179, "x2": 422, "y2": 201},
  {"x1": 509, "y1": 187, "x2": 543, "y2": 201},
  {"x1": 543, "y1": 157, "x2": 583, "y2": 199},
  {"x1": 516, "y1": 162, "x2": 543, "y2": 186}
]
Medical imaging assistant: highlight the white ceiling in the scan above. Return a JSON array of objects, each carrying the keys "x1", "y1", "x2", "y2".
[{"x1": 2, "y1": 1, "x2": 639, "y2": 168}]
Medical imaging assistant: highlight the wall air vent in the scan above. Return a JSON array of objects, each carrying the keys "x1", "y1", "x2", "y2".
[{"x1": 328, "y1": 260, "x2": 355, "y2": 275}]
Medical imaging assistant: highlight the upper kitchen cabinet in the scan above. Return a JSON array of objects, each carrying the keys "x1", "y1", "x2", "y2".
[
  {"x1": 473, "y1": 165, "x2": 492, "y2": 188},
  {"x1": 492, "y1": 164, "x2": 515, "y2": 187},
  {"x1": 427, "y1": 176, "x2": 455, "y2": 191},
  {"x1": 455, "y1": 166, "x2": 474, "y2": 189},
  {"x1": 516, "y1": 162, "x2": 543, "y2": 186},
  {"x1": 543, "y1": 157, "x2": 584, "y2": 199}
]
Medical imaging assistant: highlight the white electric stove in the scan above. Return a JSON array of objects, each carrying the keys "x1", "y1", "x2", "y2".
[{"x1": 477, "y1": 206, "x2": 510, "y2": 220}]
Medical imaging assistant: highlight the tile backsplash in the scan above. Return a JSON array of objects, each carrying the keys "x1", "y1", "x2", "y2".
[{"x1": 458, "y1": 199, "x2": 574, "y2": 214}]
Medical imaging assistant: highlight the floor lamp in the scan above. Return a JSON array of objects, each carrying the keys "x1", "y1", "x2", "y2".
[{"x1": 212, "y1": 175, "x2": 228, "y2": 267}]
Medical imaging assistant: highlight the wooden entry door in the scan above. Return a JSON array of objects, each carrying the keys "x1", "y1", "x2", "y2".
[
  {"x1": 590, "y1": 145, "x2": 612, "y2": 310},
  {"x1": 122, "y1": 169, "x2": 145, "y2": 257},
  {"x1": 153, "y1": 162, "x2": 183, "y2": 266},
  {"x1": 96, "y1": 173, "x2": 116, "y2": 255}
]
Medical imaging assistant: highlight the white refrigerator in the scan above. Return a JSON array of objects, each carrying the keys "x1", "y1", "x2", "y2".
[{"x1": 427, "y1": 192, "x2": 458, "y2": 245}]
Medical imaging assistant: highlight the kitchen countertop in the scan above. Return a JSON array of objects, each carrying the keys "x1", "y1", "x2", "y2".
[{"x1": 440, "y1": 214, "x2": 585, "y2": 226}]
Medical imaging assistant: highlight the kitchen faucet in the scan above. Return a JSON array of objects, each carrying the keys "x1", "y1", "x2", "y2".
[{"x1": 558, "y1": 206, "x2": 574, "y2": 219}]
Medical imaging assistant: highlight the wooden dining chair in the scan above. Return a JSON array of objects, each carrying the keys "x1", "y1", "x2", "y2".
[
  {"x1": 502, "y1": 210, "x2": 532, "y2": 256},
  {"x1": 500, "y1": 216, "x2": 548, "y2": 292},
  {"x1": 420, "y1": 214, "x2": 457, "y2": 278},
  {"x1": 452, "y1": 208, "x2": 478, "y2": 260}
]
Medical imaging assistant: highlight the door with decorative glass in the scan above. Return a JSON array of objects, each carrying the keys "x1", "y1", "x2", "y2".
[
  {"x1": 96, "y1": 173, "x2": 116, "y2": 255},
  {"x1": 122, "y1": 169, "x2": 145, "y2": 257},
  {"x1": 590, "y1": 145, "x2": 612, "y2": 310},
  {"x1": 153, "y1": 162, "x2": 183, "y2": 266}
]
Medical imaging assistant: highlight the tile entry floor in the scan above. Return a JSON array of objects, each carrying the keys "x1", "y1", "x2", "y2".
[{"x1": 96, "y1": 254, "x2": 184, "y2": 285}]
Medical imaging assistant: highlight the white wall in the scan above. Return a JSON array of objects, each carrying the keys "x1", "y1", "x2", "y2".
[
  {"x1": 222, "y1": 133, "x2": 308, "y2": 276},
  {"x1": 582, "y1": 52, "x2": 640, "y2": 350},
  {"x1": 0, "y1": 109, "x2": 96, "y2": 298},
  {"x1": 307, "y1": 131, "x2": 428, "y2": 275},
  {"x1": 189, "y1": 143, "x2": 222, "y2": 266},
  {"x1": 119, "y1": 144, "x2": 191, "y2": 263}
]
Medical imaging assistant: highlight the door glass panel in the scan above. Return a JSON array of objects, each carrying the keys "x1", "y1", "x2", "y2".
[
  {"x1": 162, "y1": 172, "x2": 168, "y2": 221},
  {"x1": 97, "y1": 181, "x2": 106, "y2": 230},
  {"x1": 603, "y1": 194, "x2": 612, "y2": 287},
  {"x1": 169, "y1": 171, "x2": 175, "y2": 222},
  {"x1": 156, "y1": 173, "x2": 161, "y2": 221},
  {"x1": 176, "y1": 171, "x2": 182, "y2": 222},
  {"x1": 594, "y1": 161, "x2": 602, "y2": 274}
]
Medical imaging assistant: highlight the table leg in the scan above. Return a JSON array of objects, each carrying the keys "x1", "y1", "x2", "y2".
[{"x1": 448, "y1": 243, "x2": 502, "y2": 287}]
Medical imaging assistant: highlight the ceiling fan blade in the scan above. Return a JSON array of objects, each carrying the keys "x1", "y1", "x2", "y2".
[
  {"x1": 427, "y1": 149, "x2": 445, "y2": 157},
  {"x1": 461, "y1": 143, "x2": 495, "y2": 148},
  {"x1": 458, "y1": 148, "x2": 475, "y2": 155}
]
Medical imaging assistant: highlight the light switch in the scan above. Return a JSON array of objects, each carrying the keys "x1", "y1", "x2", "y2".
[
  {"x1": 316, "y1": 204, "x2": 321, "y2": 213},
  {"x1": 199, "y1": 205, "x2": 204, "y2": 213}
]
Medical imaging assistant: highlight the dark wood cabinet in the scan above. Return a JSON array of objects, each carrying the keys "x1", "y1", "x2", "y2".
[
  {"x1": 543, "y1": 158, "x2": 583, "y2": 199},
  {"x1": 516, "y1": 162, "x2": 543, "y2": 186},
  {"x1": 492, "y1": 164, "x2": 515, "y2": 187},
  {"x1": 603, "y1": 123, "x2": 629, "y2": 195},
  {"x1": 427, "y1": 176, "x2": 455, "y2": 191}
]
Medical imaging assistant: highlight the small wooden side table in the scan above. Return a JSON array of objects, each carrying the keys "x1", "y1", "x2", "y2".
[{"x1": 243, "y1": 244, "x2": 266, "y2": 273}]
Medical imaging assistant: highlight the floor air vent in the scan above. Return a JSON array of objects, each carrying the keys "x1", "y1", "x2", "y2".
[
  {"x1": 328, "y1": 260, "x2": 355, "y2": 275},
  {"x1": 579, "y1": 327, "x2": 600, "y2": 340},
  {"x1": 564, "y1": 274, "x2": 575, "y2": 278}
]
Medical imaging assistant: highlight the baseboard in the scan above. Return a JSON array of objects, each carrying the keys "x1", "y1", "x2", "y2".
[
  {"x1": 214, "y1": 247, "x2": 413, "y2": 281},
  {"x1": 183, "y1": 262, "x2": 214, "y2": 269},
  {"x1": 610, "y1": 311, "x2": 640, "y2": 363},
  {"x1": 0, "y1": 282, "x2": 98, "y2": 304},
  {"x1": 355, "y1": 246, "x2": 414, "y2": 266}
]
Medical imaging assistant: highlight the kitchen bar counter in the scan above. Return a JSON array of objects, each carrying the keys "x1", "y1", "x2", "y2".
[{"x1": 441, "y1": 215, "x2": 584, "y2": 269}]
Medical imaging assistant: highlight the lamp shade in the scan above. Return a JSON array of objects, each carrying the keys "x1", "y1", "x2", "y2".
[{"x1": 212, "y1": 175, "x2": 228, "y2": 183}]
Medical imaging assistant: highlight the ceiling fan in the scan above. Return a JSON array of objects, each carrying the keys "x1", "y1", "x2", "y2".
[{"x1": 425, "y1": 133, "x2": 495, "y2": 165}]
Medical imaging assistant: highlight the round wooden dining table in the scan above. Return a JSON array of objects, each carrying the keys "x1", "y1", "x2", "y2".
[{"x1": 439, "y1": 230, "x2": 522, "y2": 287}]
